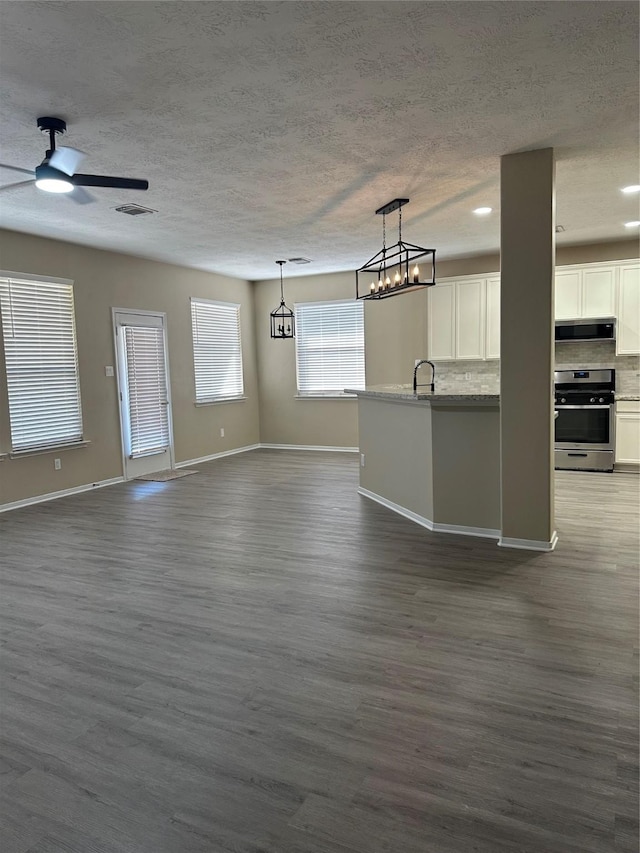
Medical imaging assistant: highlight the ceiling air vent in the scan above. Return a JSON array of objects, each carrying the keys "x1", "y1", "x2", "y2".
[
  {"x1": 114, "y1": 203, "x2": 156, "y2": 216},
  {"x1": 288, "y1": 257, "x2": 311, "y2": 264}
]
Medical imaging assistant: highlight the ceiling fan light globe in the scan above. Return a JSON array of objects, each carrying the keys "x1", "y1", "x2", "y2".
[
  {"x1": 34, "y1": 164, "x2": 74, "y2": 193},
  {"x1": 35, "y1": 177, "x2": 74, "y2": 193}
]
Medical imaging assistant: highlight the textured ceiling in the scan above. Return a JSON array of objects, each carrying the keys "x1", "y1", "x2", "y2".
[{"x1": 0, "y1": 1, "x2": 638, "y2": 280}]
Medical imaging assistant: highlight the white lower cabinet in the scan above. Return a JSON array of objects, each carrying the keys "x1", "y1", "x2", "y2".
[{"x1": 615, "y1": 402, "x2": 640, "y2": 465}]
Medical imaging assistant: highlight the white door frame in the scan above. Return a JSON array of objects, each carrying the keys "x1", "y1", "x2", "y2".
[{"x1": 112, "y1": 308, "x2": 175, "y2": 479}]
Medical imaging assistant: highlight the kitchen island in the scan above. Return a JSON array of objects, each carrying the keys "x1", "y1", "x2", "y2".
[{"x1": 345, "y1": 385, "x2": 501, "y2": 541}]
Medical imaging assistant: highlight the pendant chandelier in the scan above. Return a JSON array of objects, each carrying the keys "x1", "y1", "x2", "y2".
[
  {"x1": 356, "y1": 198, "x2": 436, "y2": 300},
  {"x1": 270, "y1": 260, "x2": 295, "y2": 339}
]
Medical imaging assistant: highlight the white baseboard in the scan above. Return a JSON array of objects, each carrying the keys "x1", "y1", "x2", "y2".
[
  {"x1": 175, "y1": 443, "x2": 261, "y2": 468},
  {"x1": 498, "y1": 531, "x2": 559, "y2": 552},
  {"x1": 260, "y1": 444, "x2": 358, "y2": 453},
  {"x1": 0, "y1": 476, "x2": 124, "y2": 514},
  {"x1": 358, "y1": 487, "x2": 500, "y2": 541},
  {"x1": 614, "y1": 463, "x2": 640, "y2": 474}
]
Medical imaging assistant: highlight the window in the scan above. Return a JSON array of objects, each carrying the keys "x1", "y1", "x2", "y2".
[
  {"x1": 191, "y1": 298, "x2": 244, "y2": 403},
  {"x1": 0, "y1": 274, "x2": 83, "y2": 452},
  {"x1": 295, "y1": 299, "x2": 365, "y2": 395}
]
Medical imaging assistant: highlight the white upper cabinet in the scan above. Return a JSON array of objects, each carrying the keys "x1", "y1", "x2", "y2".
[
  {"x1": 555, "y1": 264, "x2": 618, "y2": 320},
  {"x1": 427, "y1": 260, "x2": 639, "y2": 361},
  {"x1": 485, "y1": 276, "x2": 501, "y2": 360},
  {"x1": 554, "y1": 270, "x2": 581, "y2": 319},
  {"x1": 427, "y1": 282, "x2": 455, "y2": 360},
  {"x1": 582, "y1": 267, "x2": 617, "y2": 318},
  {"x1": 617, "y1": 263, "x2": 640, "y2": 355},
  {"x1": 455, "y1": 279, "x2": 485, "y2": 360}
]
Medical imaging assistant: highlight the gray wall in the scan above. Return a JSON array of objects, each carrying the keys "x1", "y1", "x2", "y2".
[{"x1": 0, "y1": 230, "x2": 260, "y2": 506}]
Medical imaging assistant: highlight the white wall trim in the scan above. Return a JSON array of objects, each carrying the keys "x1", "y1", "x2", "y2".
[
  {"x1": 614, "y1": 463, "x2": 640, "y2": 473},
  {"x1": 0, "y1": 476, "x2": 124, "y2": 514},
  {"x1": 358, "y1": 487, "x2": 500, "y2": 541},
  {"x1": 498, "y1": 531, "x2": 559, "y2": 552},
  {"x1": 260, "y1": 444, "x2": 359, "y2": 453},
  {"x1": 175, "y1": 443, "x2": 261, "y2": 468}
]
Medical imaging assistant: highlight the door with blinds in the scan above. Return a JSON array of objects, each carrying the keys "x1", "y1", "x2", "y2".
[{"x1": 113, "y1": 310, "x2": 174, "y2": 479}]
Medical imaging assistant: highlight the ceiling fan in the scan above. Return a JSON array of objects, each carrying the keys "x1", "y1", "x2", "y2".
[{"x1": 0, "y1": 116, "x2": 149, "y2": 205}]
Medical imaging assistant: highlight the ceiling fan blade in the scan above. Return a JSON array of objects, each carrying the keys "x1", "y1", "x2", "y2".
[
  {"x1": 0, "y1": 163, "x2": 35, "y2": 176},
  {"x1": 0, "y1": 179, "x2": 35, "y2": 192},
  {"x1": 69, "y1": 186, "x2": 95, "y2": 205},
  {"x1": 72, "y1": 173, "x2": 149, "y2": 190},
  {"x1": 49, "y1": 146, "x2": 85, "y2": 177}
]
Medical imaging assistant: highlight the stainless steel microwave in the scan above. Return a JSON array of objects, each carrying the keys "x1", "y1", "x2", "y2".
[{"x1": 555, "y1": 318, "x2": 615, "y2": 343}]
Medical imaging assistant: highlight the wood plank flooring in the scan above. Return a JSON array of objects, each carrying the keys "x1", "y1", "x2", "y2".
[{"x1": 1, "y1": 450, "x2": 638, "y2": 853}]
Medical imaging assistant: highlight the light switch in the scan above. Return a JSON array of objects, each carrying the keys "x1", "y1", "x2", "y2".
[{"x1": 105, "y1": 366, "x2": 114, "y2": 377}]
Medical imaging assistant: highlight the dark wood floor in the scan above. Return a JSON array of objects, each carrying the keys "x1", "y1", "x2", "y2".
[{"x1": 1, "y1": 450, "x2": 638, "y2": 853}]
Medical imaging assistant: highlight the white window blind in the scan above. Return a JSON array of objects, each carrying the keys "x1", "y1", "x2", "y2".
[
  {"x1": 123, "y1": 325, "x2": 170, "y2": 458},
  {"x1": 0, "y1": 276, "x2": 83, "y2": 452},
  {"x1": 295, "y1": 299, "x2": 365, "y2": 395},
  {"x1": 191, "y1": 299, "x2": 244, "y2": 403}
]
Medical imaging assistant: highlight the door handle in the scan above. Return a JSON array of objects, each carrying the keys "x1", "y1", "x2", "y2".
[{"x1": 567, "y1": 453, "x2": 588, "y2": 457}]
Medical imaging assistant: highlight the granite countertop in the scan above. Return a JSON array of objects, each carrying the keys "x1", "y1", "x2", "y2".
[{"x1": 344, "y1": 385, "x2": 499, "y2": 403}]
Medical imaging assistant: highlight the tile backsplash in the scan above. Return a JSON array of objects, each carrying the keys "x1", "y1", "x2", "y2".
[
  {"x1": 434, "y1": 360, "x2": 500, "y2": 394},
  {"x1": 554, "y1": 340, "x2": 640, "y2": 396},
  {"x1": 434, "y1": 341, "x2": 640, "y2": 397}
]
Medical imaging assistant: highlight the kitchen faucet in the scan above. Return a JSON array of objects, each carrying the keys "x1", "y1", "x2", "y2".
[{"x1": 413, "y1": 359, "x2": 435, "y2": 394}]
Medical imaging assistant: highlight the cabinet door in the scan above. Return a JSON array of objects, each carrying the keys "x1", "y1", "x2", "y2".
[
  {"x1": 617, "y1": 264, "x2": 640, "y2": 355},
  {"x1": 455, "y1": 279, "x2": 484, "y2": 360},
  {"x1": 485, "y1": 276, "x2": 500, "y2": 360},
  {"x1": 582, "y1": 267, "x2": 616, "y2": 318},
  {"x1": 615, "y1": 413, "x2": 640, "y2": 464},
  {"x1": 555, "y1": 269, "x2": 581, "y2": 319},
  {"x1": 428, "y1": 282, "x2": 455, "y2": 361}
]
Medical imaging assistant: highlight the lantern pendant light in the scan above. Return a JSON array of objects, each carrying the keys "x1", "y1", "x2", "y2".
[
  {"x1": 270, "y1": 260, "x2": 295, "y2": 339},
  {"x1": 355, "y1": 198, "x2": 436, "y2": 300}
]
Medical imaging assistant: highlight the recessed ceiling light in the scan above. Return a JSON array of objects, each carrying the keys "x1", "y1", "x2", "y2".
[
  {"x1": 621, "y1": 185, "x2": 640, "y2": 194},
  {"x1": 624, "y1": 221, "x2": 640, "y2": 228},
  {"x1": 473, "y1": 207, "x2": 492, "y2": 215}
]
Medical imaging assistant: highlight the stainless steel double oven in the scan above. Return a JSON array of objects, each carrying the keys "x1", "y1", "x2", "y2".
[{"x1": 554, "y1": 369, "x2": 615, "y2": 472}]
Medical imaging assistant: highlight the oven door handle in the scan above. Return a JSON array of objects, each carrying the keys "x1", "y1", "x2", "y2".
[{"x1": 554, "y1": 405, "x2": 611, "y2": 410}]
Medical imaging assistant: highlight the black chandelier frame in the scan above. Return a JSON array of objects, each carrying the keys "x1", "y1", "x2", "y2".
[{"x1": 356, "y1": 198, "x2": 436, "y2": 300}]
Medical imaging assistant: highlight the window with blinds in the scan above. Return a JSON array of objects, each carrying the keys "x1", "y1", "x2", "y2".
[
  {"x1": 0, "y1": 275, "x2": 83, "y2": 452},
  {"x1": 295, "y1": 299, "x2": 365, "y2": 395},
  {"x1": 123, "y1": 325, "x2": 170, "y2": 457},
  {"x1": 191, "y1": 298, "x2": 244, "y2": 403}
]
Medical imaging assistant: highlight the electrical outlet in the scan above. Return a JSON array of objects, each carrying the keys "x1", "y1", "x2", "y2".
[
  {"x1": 360, "y1": 453, "x2": 365, "y2": 467},
  {"x1": 54, "y1": 458, "x2": 61, "y2": 470},
  {"x1": 105, "y1": 365, "x2": 114, "y2": 377},
  {"x1": 220, "y1": 427, "x2": 225, "y2": 438},
  {"x1": 415, "y1": 358, "x2": 422, "y2": 367}
]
